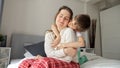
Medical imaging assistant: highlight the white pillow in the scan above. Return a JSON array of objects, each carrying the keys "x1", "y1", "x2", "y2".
[
  {"x1": 23, "y1": 43, "x2": 34, "y2": 58},
  {"x1": 80, "y1": 52, "x2": 102, "y2": 61},
  {"x1": 24, "y1": 51, "x2": 33, "y2": 58}
]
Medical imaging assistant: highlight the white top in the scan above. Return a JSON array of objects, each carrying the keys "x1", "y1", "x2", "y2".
[
  {"x1": 70, "y1": 32, "x2": 82, "y2": 63},
  {"x1": 45, "y1": 28, "x2": 76, "y2": 62},
  {"x1": 76, "y1": 31, "x2": 82, "y2": 37}
]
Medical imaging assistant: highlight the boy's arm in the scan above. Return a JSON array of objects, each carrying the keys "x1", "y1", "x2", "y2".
[
  {"x1": 52, "y1": 35, "x2": 61, "y2": 47},
  {"x1": 57, "y1": 36, "x2": 85, "y2": 49},
  {"x1": 51, "y1": 24, "x2": 59, "y2": 37},
  {"x1": 51, "y1": 24, "x2": 61, "y2": 47}
]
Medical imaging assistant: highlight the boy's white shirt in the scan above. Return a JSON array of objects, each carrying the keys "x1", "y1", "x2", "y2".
[
  {"x1": 76, "y1": 31, "x2": 82, "y2": 37},
  {"x1": 45, "y1": 27, "x2": 77, "y2": 63},
  {"x1": 72, "y1": 31, "x2": 82, "y2": 63}
]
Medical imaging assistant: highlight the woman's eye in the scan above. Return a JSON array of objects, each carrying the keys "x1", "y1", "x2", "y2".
[
  {"x1": 59, "y1": 15, "x2": 63, "y2": 18},
  {"x1": 64, "y1": 18, "x2": 69, "y2": 21}
]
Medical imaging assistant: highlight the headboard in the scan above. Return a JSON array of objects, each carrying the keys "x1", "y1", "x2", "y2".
[{"x1": 10, "y1": 33, "x2": 44, "y2": 59}]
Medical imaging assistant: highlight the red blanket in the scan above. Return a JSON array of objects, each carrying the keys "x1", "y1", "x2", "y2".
[{"x1": 18, "y1": 57, "x2": 80, "y2": 68}]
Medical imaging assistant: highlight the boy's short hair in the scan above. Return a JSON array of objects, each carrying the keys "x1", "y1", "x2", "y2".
[{"x1": 74, "y1": 14, "x2": 91, "y2": 32}]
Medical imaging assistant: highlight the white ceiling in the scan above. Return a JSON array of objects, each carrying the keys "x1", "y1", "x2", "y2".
[
  {"x1": 80, "y1": 0, "x2": 120, "y2": 5},
  {"x1": 79, "y1": 0, "x2": 101, "y2": 4},
  {"x1": 80, "y1": 0, "x2": 120, "y2": 10}
]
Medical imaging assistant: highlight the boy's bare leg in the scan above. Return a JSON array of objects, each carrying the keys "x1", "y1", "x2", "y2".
[{"x1": 64, "y1": 48, "x2": 77, "y2": 57}]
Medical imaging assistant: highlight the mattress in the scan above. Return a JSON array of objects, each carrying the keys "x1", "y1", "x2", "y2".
[
  {"x1": 8, "y1": 34, "x2": 120, "y2": 68},
  {"x1": 81, "y1": 58, "x2": 120, "y2": 68},
  {"x1": 7, "y1": 59, "x2": 21, "y2": 68},
  {"x1": 7, "y1": 54, "x2": 120, "y2": 68}
]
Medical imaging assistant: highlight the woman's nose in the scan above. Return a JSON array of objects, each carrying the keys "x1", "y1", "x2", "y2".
[{"x1": 60, "y1": 18, "x2": 64, "y2": 22}]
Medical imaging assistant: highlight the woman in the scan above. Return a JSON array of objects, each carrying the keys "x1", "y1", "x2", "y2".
[
  {"x1": 45, "y1": 5, "x2": 77, "y2": 63},
  {"x1": 19, "y1": 6, "x2": 79, "y2": 68}
]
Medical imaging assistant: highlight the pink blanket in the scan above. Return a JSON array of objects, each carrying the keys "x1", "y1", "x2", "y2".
[{"x1": 18, "y1": 57, "x2": 80, "y2": 68}]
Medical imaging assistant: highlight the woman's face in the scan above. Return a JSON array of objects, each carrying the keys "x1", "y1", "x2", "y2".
[{"x1": 55, "y1": 9, "x2": 71, "y2": 31}]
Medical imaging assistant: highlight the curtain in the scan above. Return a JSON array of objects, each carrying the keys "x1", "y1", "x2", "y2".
[{"x1": 88, "y1": 19, "x2": 97, "y2": 48}]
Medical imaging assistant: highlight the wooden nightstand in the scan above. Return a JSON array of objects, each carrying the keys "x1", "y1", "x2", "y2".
[{"x1": 0, "y1": 47, "x2": 11, "y2": 68}]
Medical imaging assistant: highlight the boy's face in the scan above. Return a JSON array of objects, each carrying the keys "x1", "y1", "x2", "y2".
[{"x1": 68, "y1": 18, "x2": 78, "y2": 30}]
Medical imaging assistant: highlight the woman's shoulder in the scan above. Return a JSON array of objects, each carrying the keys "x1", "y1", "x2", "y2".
[
  {"x1": 46, "y1": 30, "x2": 53, "y2": 35},
  {"x1": 45, "y1": 30, "x2": 55, "y2": 37},
  {"x1": 46, "y1": 30, "x2": 53, "y2": 34}
]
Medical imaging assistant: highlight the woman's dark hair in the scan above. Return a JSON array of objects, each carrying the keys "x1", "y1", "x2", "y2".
[
  {"x1": 54, "y1": 6, "x2": 73, "y2": 22},
  {"x1": 75, "y1": 14, "x2": 91, "y2": 32}
]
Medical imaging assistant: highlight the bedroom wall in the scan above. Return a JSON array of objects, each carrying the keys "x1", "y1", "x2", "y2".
[
  {"x1": 0, "y1": 0, "x2": 85, "y2": 46},
  {"x1": 0, "y1": 0, "x2": 100, "y2": 56},
  {"x1": 0, "y1": 0, "x2": 3, "y2": 27},
  {"x1": 100, "y1": 4, "x2": 120, "y2": 59}
]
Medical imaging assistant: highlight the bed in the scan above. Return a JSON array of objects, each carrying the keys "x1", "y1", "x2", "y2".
[{"x1": 7, "y1": 33, "x2": 120, "y2": 68}]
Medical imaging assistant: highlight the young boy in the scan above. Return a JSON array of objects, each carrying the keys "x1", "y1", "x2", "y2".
[{"x1": 51, "y1": 14, "x2": 91, "y2": 62}]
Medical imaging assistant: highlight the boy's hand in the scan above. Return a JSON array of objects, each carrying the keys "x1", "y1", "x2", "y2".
[
  {"x1": 57, "y1": 43, "x2": 65, "y2": 49},
  {"x1": 52, "y1": 40, "x2": 59, "y2": 47},
  {"x1": 52, "y1": 36, "x2": 61, "y2": 47},
  {"x1": 51, "y1": 24, "x2": 61, "y2": 48}
]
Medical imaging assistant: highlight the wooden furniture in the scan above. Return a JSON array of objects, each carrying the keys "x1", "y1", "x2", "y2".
[{"x1": 0, "y1": 47, "x2": 11, "y2": 68}]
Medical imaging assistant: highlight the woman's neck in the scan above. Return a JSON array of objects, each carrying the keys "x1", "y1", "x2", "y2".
[
  {"x1": 58, "y1": 27, "x2": 66, "y2": 32},
  {"x1": 57, "y1": 27, "x2": 62, "y2": 32}
]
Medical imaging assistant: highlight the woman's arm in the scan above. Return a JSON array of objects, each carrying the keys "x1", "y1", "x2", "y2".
[
  {"x1": 57, "y1": 36, "x2": 85, "y2": 49},
  {"x1": 44, "y1": 32, "x2": 66, "y2": 58}
]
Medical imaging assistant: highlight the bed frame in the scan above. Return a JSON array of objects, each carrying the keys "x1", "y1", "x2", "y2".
[{"x1": 10, "y1": 33, "x2": 44, "y2": 59}]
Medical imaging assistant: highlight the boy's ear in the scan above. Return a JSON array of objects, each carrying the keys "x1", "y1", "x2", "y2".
[
  {"x1": 69, "y1": 20, "x2": 72, "y2": 22},
  {"x1": 76, "y1": 25, "x2": 81, "y2": 31}
]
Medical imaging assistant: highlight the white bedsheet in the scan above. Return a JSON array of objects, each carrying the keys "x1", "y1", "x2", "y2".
[
  {"x1": 7, "y1": 54, "x2": 120, "y2": 68},
  {"x1": 7, "y1": 59, "x2": 21, "y2": 68},
  {"x1": 7, "y1": 57, "x2": 35, "y2": 68},
  {"x1": 81, "y1": 58, "x2": 120, "y2": 68}
]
